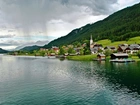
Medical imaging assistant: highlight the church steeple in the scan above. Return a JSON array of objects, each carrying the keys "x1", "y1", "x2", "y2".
[{"x1": 90, "y1": 35, "x2": 93, "y2": 45}]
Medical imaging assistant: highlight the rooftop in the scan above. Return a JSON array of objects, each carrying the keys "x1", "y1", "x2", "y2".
[{"x1": 112, "y1": 53, "x2": 128, "y2": 56}]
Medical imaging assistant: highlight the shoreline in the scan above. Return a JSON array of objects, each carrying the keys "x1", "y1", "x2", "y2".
[
  {"x1": 4, "y1": 54, "x2": 140, "y2": 62},
  {"x1": 66, "y1": 55, "x2": 140, "y2": 62}
]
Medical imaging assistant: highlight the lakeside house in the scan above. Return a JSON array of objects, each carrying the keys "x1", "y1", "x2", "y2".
[
  {"x1": 40, "y1": 48, "x2": 48, "y2": 51},
  {"x1": 52, "y1": 46, "x2": 59, "y2": 54},
  {"x1": 110, "y1": 53, "x2": 135, "y2": 62},
  {"x1": 97, "y1": 53, "x2": 106, "y2": 60},
  {"x1": 117, "y1": 44, "x2": 128, "y2": 53},
  {"x1": 110, "y1": 53, "x2": 128, "y2": 59},
  {"x1": 104, "y1": 46, "x2": 117, "y2": 52},
  {"x1": 125, "y1": 44, "x2": 140, "y2": 54},
  {"x1": 117, "y1": 44, "x2": 140, "y2": 54},
  {"x1": 74, "y1": 47, "x2": 83, "y2": 55}
]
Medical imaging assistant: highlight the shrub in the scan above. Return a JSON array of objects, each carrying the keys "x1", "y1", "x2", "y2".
[{"x1": 137, "y1": 51, "x2": 140, "y2": 58}]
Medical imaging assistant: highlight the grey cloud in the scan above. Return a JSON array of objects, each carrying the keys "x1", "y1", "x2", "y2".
[
  {"x1": 61, "y1": 0, "x2": 118, "y2": 15},
  {"x1": 0, "y1": 40, "x2": 19, "y2": 48},
  {"x1": 0, "y1": 34, "x2": 15, "y2": 38},
  {"x1": 8, "y1": 29, "x2": 15, "y2": 32},
  {"x1": 0, "y1": 43, "x2": 12, "y2": 46},
  {"x1": 0, "y1": 0, "x2": 118, "y2": 35}
]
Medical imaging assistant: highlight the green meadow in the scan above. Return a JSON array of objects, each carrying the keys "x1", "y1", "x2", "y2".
[
  {"x1": 96, "y1": 36, "x2": 140, "y2": 47},
  {"x1": 67, "y1": 54, "x2": 97, "y2": 61}
]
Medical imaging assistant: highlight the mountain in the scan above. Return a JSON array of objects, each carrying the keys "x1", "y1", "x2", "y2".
[
  {"x1": 20, "y1": 45, "x2": 40, "y2": 52},
  {"x1": 0, "y1": 48, "x2": 9, "y2": 53},
  {"x1": 15, "y1": 40, "x2": 49, "y2": 51},
  {"x1": 43, "y1": 3, "x2": 140, "y2": 48}
]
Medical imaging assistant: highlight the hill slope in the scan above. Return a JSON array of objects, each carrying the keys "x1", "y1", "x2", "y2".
[
  {"x1": 96, "y1": 36, "x2": 140, "y2": 47},
  {"x1": 44, "y1": 3, "x2": 140, "y2": 48},
  {"x1": 20, "y1": 45, "x2": 40, "y2": 52},
  {"x1": 0, "y1": 48, "x2": 9, "y2": 53}
]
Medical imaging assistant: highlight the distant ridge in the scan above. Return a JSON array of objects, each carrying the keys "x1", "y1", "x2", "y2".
[
  {"x1": 15, "y1": 40, "x2": 49, "y2": 51},
  {"x1": 20, "y1": 45, "x2": 40, "y2": 52},
  {"x1": 0, "y1": 48, "x2": 9, "y2": 53},
  {"x1": 43, "y1": 3, "x2": 140, "y2": 48}
]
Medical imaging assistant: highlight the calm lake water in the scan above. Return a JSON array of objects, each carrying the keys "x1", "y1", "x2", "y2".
[{"x1": 0, "y1": 55, "x2": 140, "y2": 105}]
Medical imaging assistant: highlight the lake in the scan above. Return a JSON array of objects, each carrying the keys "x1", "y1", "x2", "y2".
[{"x1": 0, "y1": 55, "x2": 140, "y2": 105}]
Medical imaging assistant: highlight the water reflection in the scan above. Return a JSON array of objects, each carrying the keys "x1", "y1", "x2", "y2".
[
  {"x1": 0, "y1": 55, "x2": 140, "y2": 105},
  {"x1": 95, "y1": 61, "x2": 140, "y2": 95}
]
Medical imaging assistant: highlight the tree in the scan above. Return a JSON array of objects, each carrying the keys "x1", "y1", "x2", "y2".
[
  {"x1": 68, "y1": 47, "x2": 74, "y2": 54},
  {"x1": 77, "y1": 42, "x2": 81, "y2": 47},
  {"x1": 104, "y1": 50, "x2": 112, "y2": 57},
  {"x1": 33, "y1": 50, "x2": 37, "y2": 56},
  {"x1": 59, "y1": 47, "x2": 65, "y2": 55},
  {"x1": 137, "y1": 50, "x2": 140, "y2": 58},
  {"x1": 38, "y1": 50, "x2": 46, "y2": 56},
  {"x1": 80, "y1": 48, "x2": 84, "y2": 55},
  {"x1": 83, "y1": 46, "x2": 90, "y2": 55},
  {"x1": 98, "y1": 49, "x2": 103, "y2": 53}
]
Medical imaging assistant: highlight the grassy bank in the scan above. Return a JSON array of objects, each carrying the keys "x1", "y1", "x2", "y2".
[
  {"x1": 67, "y1": 54, "x2": 140, "y2": 62},
  {"x1": 131, "y1": 56, "x2": 140, "y2": 62},
  {"x1": 67, "y1": 54, "x2": 97, "y2": 61}
]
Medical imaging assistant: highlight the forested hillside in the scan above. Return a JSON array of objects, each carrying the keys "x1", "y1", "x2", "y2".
[
  {"x1": 0, "y1": 48, "x2": 9, "y2": 53},
  {"x1": 43, "y1": 3, "x2": 140, "y2": 48},
  {"x1": 20, "y1": 45, "x2": 40, "y2": 52}
]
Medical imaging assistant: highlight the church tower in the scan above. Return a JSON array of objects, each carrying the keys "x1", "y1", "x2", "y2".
[
  {"x1": 90, "y1": 35, "x2": 93, "y2": 45},
  {"x1": 90, "y1": 35, "x2": 94, "y2": 51}
]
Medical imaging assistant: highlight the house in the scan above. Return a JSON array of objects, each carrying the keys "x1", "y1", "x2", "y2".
[
  {"x1": 40, "y1": 48, "x2": 48, "y2": 51},
  {"x1": 110, "y1": 53, "x2": 135, "y2": 62},
  {"x1": 138, "y1": 46, "x2": 140, "y2": 50},
  {"x1": 125, "y1": 44, "x2": 140, "y2": 54},
  {"x1": 14, "y1": 52, "x2": 18, "y2": 55},
  {"x1": 52, "y1": 46, "x2": 59, "y2": 53},
  {"x1": 117, "y1": 44, "x2": 128, "y2": 53},
  {"x1": 97, "y1": 53, "x2": 106, "y2": 60},
  {"x1": 82, "y1": 43, "x2": 86, "y2": 47},
  {"x1": 74, "y1": 47, "x2": 83, "y2": 55},
  {"x1": 104, "y1": 46, "x2": 116, "y2": 52},
  {"x1": 110, "y1": 53, "x2": 128, "y2": 59},
  {"x1": 67, "y1": 45, "x2": 74, "y2": 48},
  {"x1": 91, "y1": 44, "x2": 104, "y2": 54},
  {"x1": 90, "y1": 35, "x2": 104, "y2": 54}
]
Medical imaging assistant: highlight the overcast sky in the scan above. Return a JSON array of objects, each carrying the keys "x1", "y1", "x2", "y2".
[{"x1": 0, "y1": 0, "x2": 139, "y2": 50}]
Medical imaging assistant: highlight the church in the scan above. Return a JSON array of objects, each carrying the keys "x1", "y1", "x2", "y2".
[{"x1": 90, "y1": 35, "x2": 104, "y2": 54}]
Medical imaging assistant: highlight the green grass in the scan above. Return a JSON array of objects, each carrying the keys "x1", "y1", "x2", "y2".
[
  {"x1": 67, "y1": 54, "x2": 97, "y2": 61},
  {"x1": 96, "y1": 36, "x2": 140, "y2": 47},
  {"x1": 131, "y1": 56, "x2": 140, "y2": 62}
]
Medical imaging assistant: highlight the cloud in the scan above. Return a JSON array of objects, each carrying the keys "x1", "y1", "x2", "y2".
[
  {"x1": 0, "y1": 0, "x2": 139, "y2": 50},
  {"x1": 0, "y1": 0, "x2": 119, "y2": 35},
  {"x1": 0, "y1": 0, "x2": 138, "y2": 37},
  {"x1": 0, "y1": 34, "x2": 15, "y2": 38},
  {"x1": 0, "y1": 39, "x2": 20, "y2": 50},
  {"x1": 8, "y1": 29, "x2": 15, "y2": 32}
]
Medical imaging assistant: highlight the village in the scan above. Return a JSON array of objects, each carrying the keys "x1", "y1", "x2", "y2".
[
  {"x1": 26, "y1": 35, "x2": 140, "y2": 62},
  {"x1": 11, "y1": 36, "x2": 140, "y2": 62}
]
